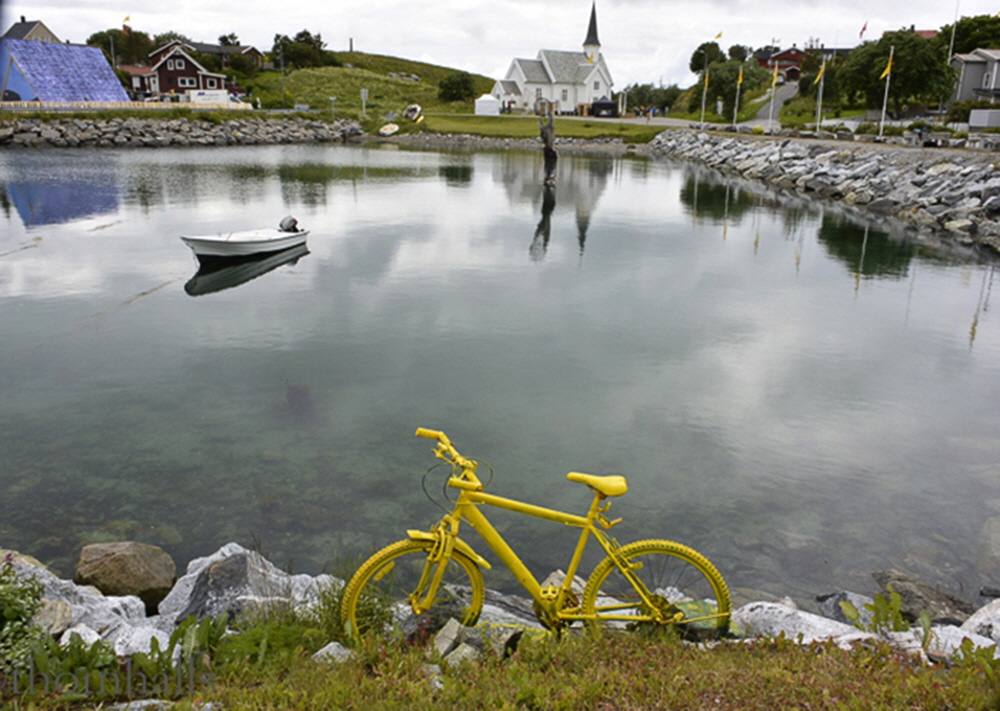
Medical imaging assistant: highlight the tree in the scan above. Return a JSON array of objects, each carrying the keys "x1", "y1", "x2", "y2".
[
  {"x1": 727, "y1": 45, "x2": 750, "y2": 63},
  {"x1": 439, "y1": 72, "x2": 477, "y2": 102},
  {"x1": 219, "y1": 33, "x2": 239, "y2": 46},
  {"x1": 937, "y1": 14, "x2": 1000, "y2": 55},
  {"x1": 293, "y1": 29, "x2": 325, "y2": 52},
  {"x1": 623, "y1": 83, "x2": 682, "y2": 113},
  {"x1": 798, "y1": 52, "x2": 845, "y2": 108},
  {"x1": 689, "y1": 42, "x2": 726, "y2": 74},
  {"x1": 271, "y1": 31, "x2": 337, "y2": 69},
  {"x1": 704, "y1": 60, "x2": 769, "y2": 119},
  {"x1": 153, "y1": 30, "x2": 191, "y2": 47},
  {"x1": 86, "y1": 28, "x2": 154, "y2": 66},
  {"x1": 839, "y1": 31, "x2": 955, "y2": 114}
]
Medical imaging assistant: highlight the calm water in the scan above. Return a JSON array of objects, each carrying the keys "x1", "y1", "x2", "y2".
[{"x1": 2, "y1": 144, "x2": 999, "y2": 606}]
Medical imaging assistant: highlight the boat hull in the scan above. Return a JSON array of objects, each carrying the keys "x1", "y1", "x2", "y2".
[{"x1": 180, "y1": 229, "x2": 309, "y2": 257}]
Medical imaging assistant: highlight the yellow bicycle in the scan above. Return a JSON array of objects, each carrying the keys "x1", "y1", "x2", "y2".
[{"x1": 341, "y1": 428, "x2": 731, "y2": 639}]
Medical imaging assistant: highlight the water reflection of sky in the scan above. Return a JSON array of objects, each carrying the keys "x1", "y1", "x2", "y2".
[{"x1": 0, "y1": 145, "x2": 997, "y2": 606}]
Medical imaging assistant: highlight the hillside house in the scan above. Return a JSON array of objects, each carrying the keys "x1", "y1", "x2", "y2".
[
  {"x1": 756, "y1": 46, "x2": 805, "y2": 82},
  {"x1": 146, "y1": 44, "x2": 230, "y2": 95},
  {"x1": 951, "y1": 49, "x2": 1000, "y2": 104},
  {"x1": 150, "y1": 40, "x2": 262, "y2": 70},
  {"x1": 493, "y1": 3, "x2": 613, "y2": 115},
  {"x1": 2, "y1": 17, "x2": 60, "y2": 43}
]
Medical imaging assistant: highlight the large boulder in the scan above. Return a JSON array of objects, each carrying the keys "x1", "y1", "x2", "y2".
[
  {"x1": 74, "y1": 542, "x2": 177, "y2": 613},
  {"x1": 158, "y1": 542, "x2": 337, "y2": 624},
  {"x1": 733, "y1": 601, "x2": 868, "y2": 646},
  {"x1": 871, "y1": 569, "x2": 975, "y2": 624}
]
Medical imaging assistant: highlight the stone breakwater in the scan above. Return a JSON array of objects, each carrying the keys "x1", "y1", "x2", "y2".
[
  {"x1": 647, "y1": 129, "x2": 1000, "y2": 253},
  {"x1": 0, "y1": 116, "x2": 363, "y2": 148}
]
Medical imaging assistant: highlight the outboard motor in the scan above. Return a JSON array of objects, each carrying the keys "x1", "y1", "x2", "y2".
[{"x1": 279, "y1": 215, "x2": 299, "y2": 233}]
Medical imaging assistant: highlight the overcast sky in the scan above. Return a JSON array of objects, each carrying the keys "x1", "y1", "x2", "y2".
[{"x1": 3, "y1": 0, "x2": 995, "y2": 88}]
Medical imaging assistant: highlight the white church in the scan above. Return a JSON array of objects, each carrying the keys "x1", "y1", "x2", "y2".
[{"x1": 492, "y1": 3, "x2": 614, "y2": 115}]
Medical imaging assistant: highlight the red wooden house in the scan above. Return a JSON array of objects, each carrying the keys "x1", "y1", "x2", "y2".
[{"x1": 757, "y1": 46, "x2": 805, "y2": 82}]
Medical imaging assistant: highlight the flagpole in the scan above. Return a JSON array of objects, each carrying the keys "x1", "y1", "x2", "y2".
[
  {"x1": 879, "y1": 46, "x2": 894, "y2": 138},
  {"x1": 733, "y1": 67, "x2": 743, "y2": 127},
  {"x1": 699, "y1": 52, "x2": 708, "y2": 126},
  {"x1": 814, "y1": 59, "x2": 825, "y2": 131},
  {"x1": 768, "y1": 61, "x2": 778, "y2": 131}
]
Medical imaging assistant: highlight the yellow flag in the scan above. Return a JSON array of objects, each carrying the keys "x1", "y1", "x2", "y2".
[
  {"x1": 123, "y1": 15, "x2": 130, "y2": 22},
  {"x1": 771, "y1": 64, "x2": 779, "y2": 87},
  {"x1": 880, "y1": 55, "x2": 892, "y2": 79},
  {"x1": 738, "y1": 66, "x2": 744, "y2": 86},
  {"x1": 705, "y1": 69, "x2": 710, "y2": 88},
  {"x1": 715, "y1": 31, "x2": 723, "y2": 39},
  {"x1": 813, "y1": 60, "x2": 825, "y2": 85}
]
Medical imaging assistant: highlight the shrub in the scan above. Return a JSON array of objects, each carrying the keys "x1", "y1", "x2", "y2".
[
  {"x1": 0, "y1": 553, "x2": 45, "y2": 676},
  {"x1": 438, "y1": 72, "x2": 477, "y2": 102}
]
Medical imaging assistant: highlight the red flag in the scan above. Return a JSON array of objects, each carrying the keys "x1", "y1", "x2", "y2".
[{"x1": 859, "y1": 21, "x2": 867, "y2": 39}]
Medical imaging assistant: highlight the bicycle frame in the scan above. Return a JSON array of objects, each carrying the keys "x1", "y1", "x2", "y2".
[{"x1": 412, "y1": 430, "x2": 666, "y2": 625}]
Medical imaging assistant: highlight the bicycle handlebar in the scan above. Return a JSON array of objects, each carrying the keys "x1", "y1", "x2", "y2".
[
  {"x1": 415, "y1": 427, "x2": 481, "y2": 485},
  {"x1": 415, "y1": 427, "x2": 445, "y2": 440}
]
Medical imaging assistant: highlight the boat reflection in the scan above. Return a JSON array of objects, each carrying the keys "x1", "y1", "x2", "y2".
[{"x1": 184, "y1": 244, "x2": 310, "y2": 296}]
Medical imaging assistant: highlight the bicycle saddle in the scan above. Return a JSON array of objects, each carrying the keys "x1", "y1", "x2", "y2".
[{"x1": 566, "y1": 472, "x2": 628, "y2": 498}]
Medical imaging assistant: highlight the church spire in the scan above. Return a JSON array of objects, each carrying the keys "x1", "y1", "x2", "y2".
[{"x1": 583, "y1": 2, "x2": 600, "y2": 62}]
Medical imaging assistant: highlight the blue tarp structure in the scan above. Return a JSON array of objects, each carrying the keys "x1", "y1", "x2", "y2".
[{"x1": 0, "y1": 38, "x2": 128, "y2": 102}]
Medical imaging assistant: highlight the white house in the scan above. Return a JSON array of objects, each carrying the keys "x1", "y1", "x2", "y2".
[{"x1": 492, "y1": 3, "x2": 613, "y2": 115}]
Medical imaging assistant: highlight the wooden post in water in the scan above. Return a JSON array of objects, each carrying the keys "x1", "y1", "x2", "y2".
[{"x1": 537, "y1": 100, "x2": 557, "y2": 187}]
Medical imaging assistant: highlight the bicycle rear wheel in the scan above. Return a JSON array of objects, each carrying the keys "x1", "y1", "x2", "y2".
[
  {"x1": 582, "y1": 539, "x2": 731, "y2": 639},
  {"x1": 341, "y1": 539, "x2": 485, "y2": 640}
]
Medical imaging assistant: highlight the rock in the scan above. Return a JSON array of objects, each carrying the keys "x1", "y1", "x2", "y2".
[
  {"x1": 732, "y1": 601, "x2": 868, "y2": 644},
  {"x1": 961, "y1": 599, "x2": 1000, "y2": 642},
  {"x1": 433, "y1": 618, "x2": 464, "y2": 657},
  {"x1": 418, "y1": 663, "x2": 445, "y2": 691},
  {"x1": 74, "y1": 542, "x2": 177, "y2": 614},
  {"x1": 113, "y1": 625, "x2": 170, "y2": 657},
  {"x1": 158, "y1": 542, "x2": 337, "y2": 625},
  {"x1": 929, "y1": 624, "x2": 998, "y2": 660},
  {"x1": 443, "y1": 641, "x2": 479, "y2": 668},
  {"x1": 816, "y1": 591, "x2": 875, "y2": 627},
  {"x1": 59, "y1": 623, "x2": 102, "y2": 647},
  {"x1": 313, "y1": 641, "x2": 355, "y2": 663},
  {"x1": 32, "y1": 598, "x2": 74, "y2": 637},
  {"x1": 871, "y1": 569, "x2": 975, "y2": 624}
]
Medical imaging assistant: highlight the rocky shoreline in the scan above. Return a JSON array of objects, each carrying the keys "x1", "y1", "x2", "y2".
[
  {"x1": 646, "y1": 129, "x2": 1000, "y2": 254},
  {"x1": 0, "y1": 116, "x2": 363, "y2": 148},
  {"x1": 5, "y1": 540, "x2": 1000, "y2": 671}
]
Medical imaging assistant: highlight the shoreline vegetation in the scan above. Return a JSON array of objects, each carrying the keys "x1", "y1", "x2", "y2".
[{"x1": 4, "y1": 541, "x2": 1000, "y2": 709}]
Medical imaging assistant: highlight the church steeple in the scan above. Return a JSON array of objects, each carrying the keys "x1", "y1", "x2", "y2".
[{"x1": 583, "y1": 2, "x2": 600, "y2": 62}]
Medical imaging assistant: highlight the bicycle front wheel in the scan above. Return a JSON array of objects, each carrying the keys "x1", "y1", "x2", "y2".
[
  {"x1": 582, "y1": 539, "x2": 731, "y2": 639},
  {"x1": 341, "y1": 539, "x2": 485, "y2": 640}
]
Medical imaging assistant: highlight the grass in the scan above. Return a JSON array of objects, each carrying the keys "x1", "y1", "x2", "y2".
[
  {"x1": 408, "y1": 114, "x2": 662, "y2": 144},
  {"x1": 165, "y1": 633, "x2": 1000, "y2": 710},
  {"x1": 2, "y1": 550, "x2": 999, "y2": 710}
]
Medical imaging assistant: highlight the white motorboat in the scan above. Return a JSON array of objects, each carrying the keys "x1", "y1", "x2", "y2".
[{"x1": 180, "y1": 217, "x2": 308, "y2": 258}]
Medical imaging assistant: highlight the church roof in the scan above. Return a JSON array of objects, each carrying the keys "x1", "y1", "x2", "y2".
[
  {"x1": 540, "y1": 49, "x2": 597, "y2": 83},
  {"x1": 1, "y1": 39, "x2": 129, "y2": 101},
  {"x1": 584, "y1": 2, "x2": 600, "y2": 47},
  {"x1": 515, "y1": 57, "x2": 551, "y2": 83}
]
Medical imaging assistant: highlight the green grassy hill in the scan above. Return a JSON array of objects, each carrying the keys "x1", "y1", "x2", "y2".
[{"x1": 248, "y1": 52, "x2": 495, "y2": 123}]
